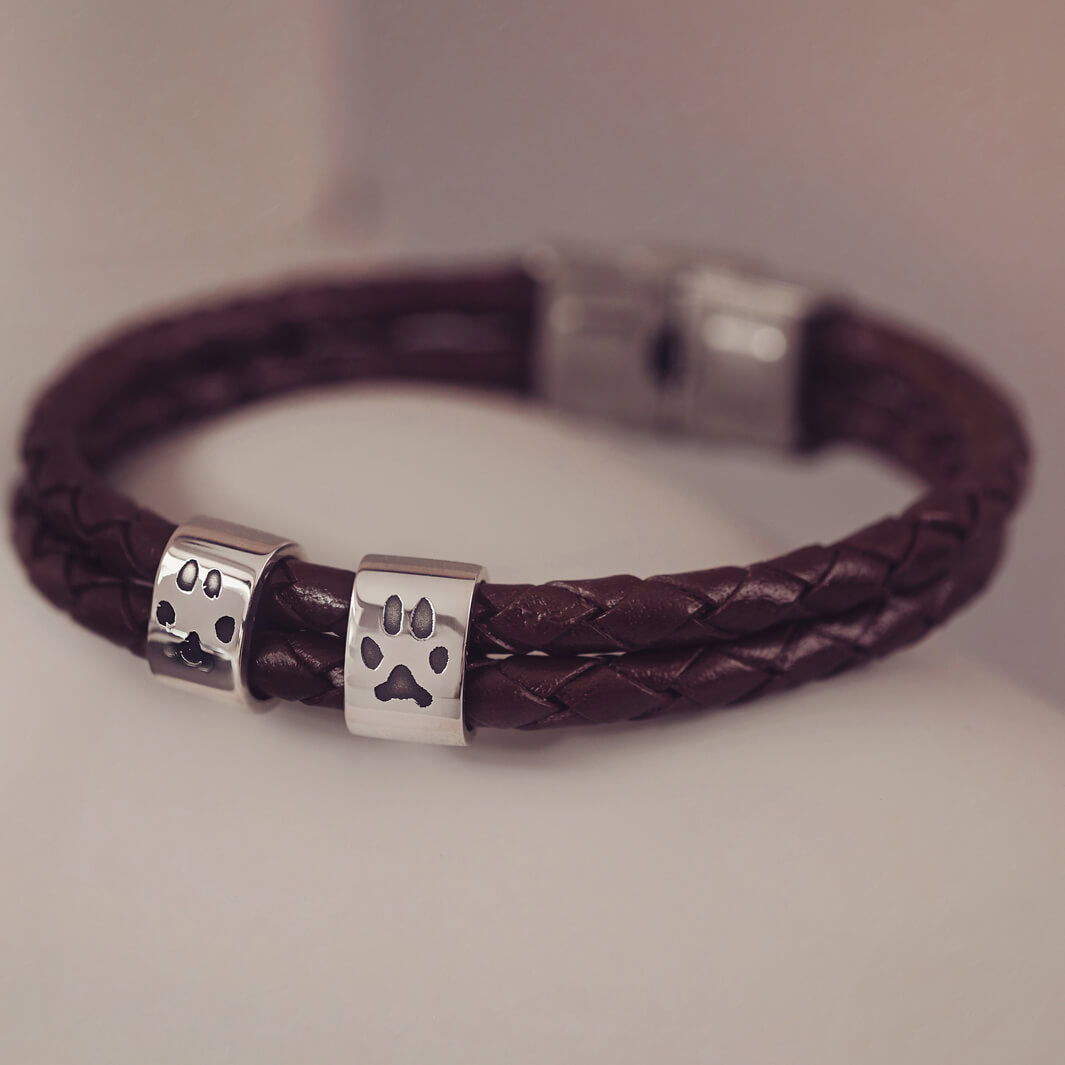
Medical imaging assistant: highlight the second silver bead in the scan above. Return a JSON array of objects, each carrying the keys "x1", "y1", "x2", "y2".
[{"x1": 344, "y1": 555, "x2": 484, "y2": 746}]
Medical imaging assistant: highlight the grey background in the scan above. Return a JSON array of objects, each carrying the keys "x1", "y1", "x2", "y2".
[
  {"x1": 2, "y1": 1, "x2": 1061, "y2": 700},
  {"x1": 336, "y1": 0, "x2": 1065, "y2": 701}
]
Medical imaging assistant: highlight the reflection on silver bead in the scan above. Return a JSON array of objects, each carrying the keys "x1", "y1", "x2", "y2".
[
  {"x1": 345, "y1": 555, "x2": 485, "y2": 746},
  {"x1": 146, "y1": 516, "x2": 302, "y2": 707}
]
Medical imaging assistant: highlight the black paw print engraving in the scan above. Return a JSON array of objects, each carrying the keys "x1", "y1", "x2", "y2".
[
  {"x1": 361, "y1": 594, "x2": 449, "y2": 708},
  {"x1": 155, "y1": 558, "x2": 237, "y2": 672}
]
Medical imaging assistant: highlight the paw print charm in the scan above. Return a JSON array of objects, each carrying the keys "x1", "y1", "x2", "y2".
[
  {"x1": 359, "y1": 592, "x2": 451, "y2": 709},
  {"x1": 345, "y1": 555, "x2": 485, "y2": 745},
  {"x1": 146, "y1": 517, "x2": 302, "y2": 706},
  {"x1": 154, "y1": 557, "x2": 241, "y2": 677}
]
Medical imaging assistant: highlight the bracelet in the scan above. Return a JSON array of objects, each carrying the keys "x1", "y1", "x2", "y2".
[{"x1": 12, "y1": 246, "x2": 1029, "y2": 745}]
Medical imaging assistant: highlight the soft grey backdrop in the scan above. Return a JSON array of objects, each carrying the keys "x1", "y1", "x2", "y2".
[
  {"x1": 2, "y1": 1, "x2": 1061, "y2": 700},
  {"x1": 336, "y1": 0, "x2": 1065, "y2": 702}
]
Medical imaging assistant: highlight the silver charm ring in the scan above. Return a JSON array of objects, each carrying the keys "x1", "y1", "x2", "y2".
[
  {"x1": 147, "y1": 516, "x2": 303, "y2": 707},
  {"x1": 344, "y1": 555, "x2": 485, "y2": 746}
]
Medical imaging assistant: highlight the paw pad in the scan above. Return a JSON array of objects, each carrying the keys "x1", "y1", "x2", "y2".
[
  {"x1": 153, "y1": 557, "x2": 238, "y2": 674},
  {"x1": 360, "y1": 594, "x2": 451, "y2": 708},
  {"x1": 345, "y1": 555, "x2": 483, "y2": 745}
]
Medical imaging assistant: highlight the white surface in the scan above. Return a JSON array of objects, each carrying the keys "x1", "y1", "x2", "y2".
[{"x1": 2, "y1": 236, "x2": 1065, "y2": 1064}]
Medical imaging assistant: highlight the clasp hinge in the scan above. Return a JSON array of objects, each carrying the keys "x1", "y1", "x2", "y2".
[{"x1": 526, "y1": 244, "x2": 827, "y2": 450}]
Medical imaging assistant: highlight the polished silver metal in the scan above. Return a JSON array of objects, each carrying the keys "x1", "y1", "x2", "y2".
[
  {"x1": 344, "y1": 555, "x2": 485, "y2": 746},
  {"x1": 146, "y1": 516, "x2": 302, "y2": 707},
  {"x1": 526, "y1": 243, "x2": 827, "y2": 450}
]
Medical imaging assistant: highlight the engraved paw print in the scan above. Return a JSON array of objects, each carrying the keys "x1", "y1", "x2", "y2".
[
  {"x1": 360, "y1": 594, "x2": 450, "y2": 708},
  {"x1": 154, "y1": 558, "x2": 238, "y2": 673}
]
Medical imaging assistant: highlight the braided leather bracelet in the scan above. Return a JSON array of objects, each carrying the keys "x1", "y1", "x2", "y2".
[{"x1": 12, "y1": 247, "x2": 1029, "y2": 744}]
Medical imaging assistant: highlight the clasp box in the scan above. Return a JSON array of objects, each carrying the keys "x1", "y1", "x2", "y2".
[{"x1": 528, "y1": 244, "x2": 826, "y2": 450}]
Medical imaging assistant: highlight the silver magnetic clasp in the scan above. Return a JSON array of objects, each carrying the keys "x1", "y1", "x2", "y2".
[
  {"x1": 146, "y1": 516, "x2": 303, "y2": 707},
  {"x1": 344, "y1": 555, "x2": 485, "y2": 746},
  {"x1": 527, "y1": 244, "x2": 828, "y2": 450}
]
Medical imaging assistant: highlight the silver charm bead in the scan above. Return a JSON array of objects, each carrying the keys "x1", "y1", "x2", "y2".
[
  {"x1": 344, "y1": 555, "x2": 485, "y2": 746},
  {"x1": 146, "y1": 516, "x2": 303, "y2": 707}
]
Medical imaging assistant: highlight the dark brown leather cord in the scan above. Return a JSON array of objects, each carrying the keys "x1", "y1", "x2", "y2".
[{"x1": 11, "y1": 262, "x2": 1029, "y2": 728}]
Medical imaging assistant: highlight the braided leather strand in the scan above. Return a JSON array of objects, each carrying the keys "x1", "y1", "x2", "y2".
[
  {"x1": 12, "y1": 472, "x2": 1006, "y2": 727},
  {"x1": 11, "y1": 265, "x2": 1029, "y2": 728}
]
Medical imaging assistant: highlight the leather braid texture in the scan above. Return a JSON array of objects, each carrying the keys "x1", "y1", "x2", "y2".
[{"x1": 11, "y1": 262, "x2": 1029, "y2": 729}]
